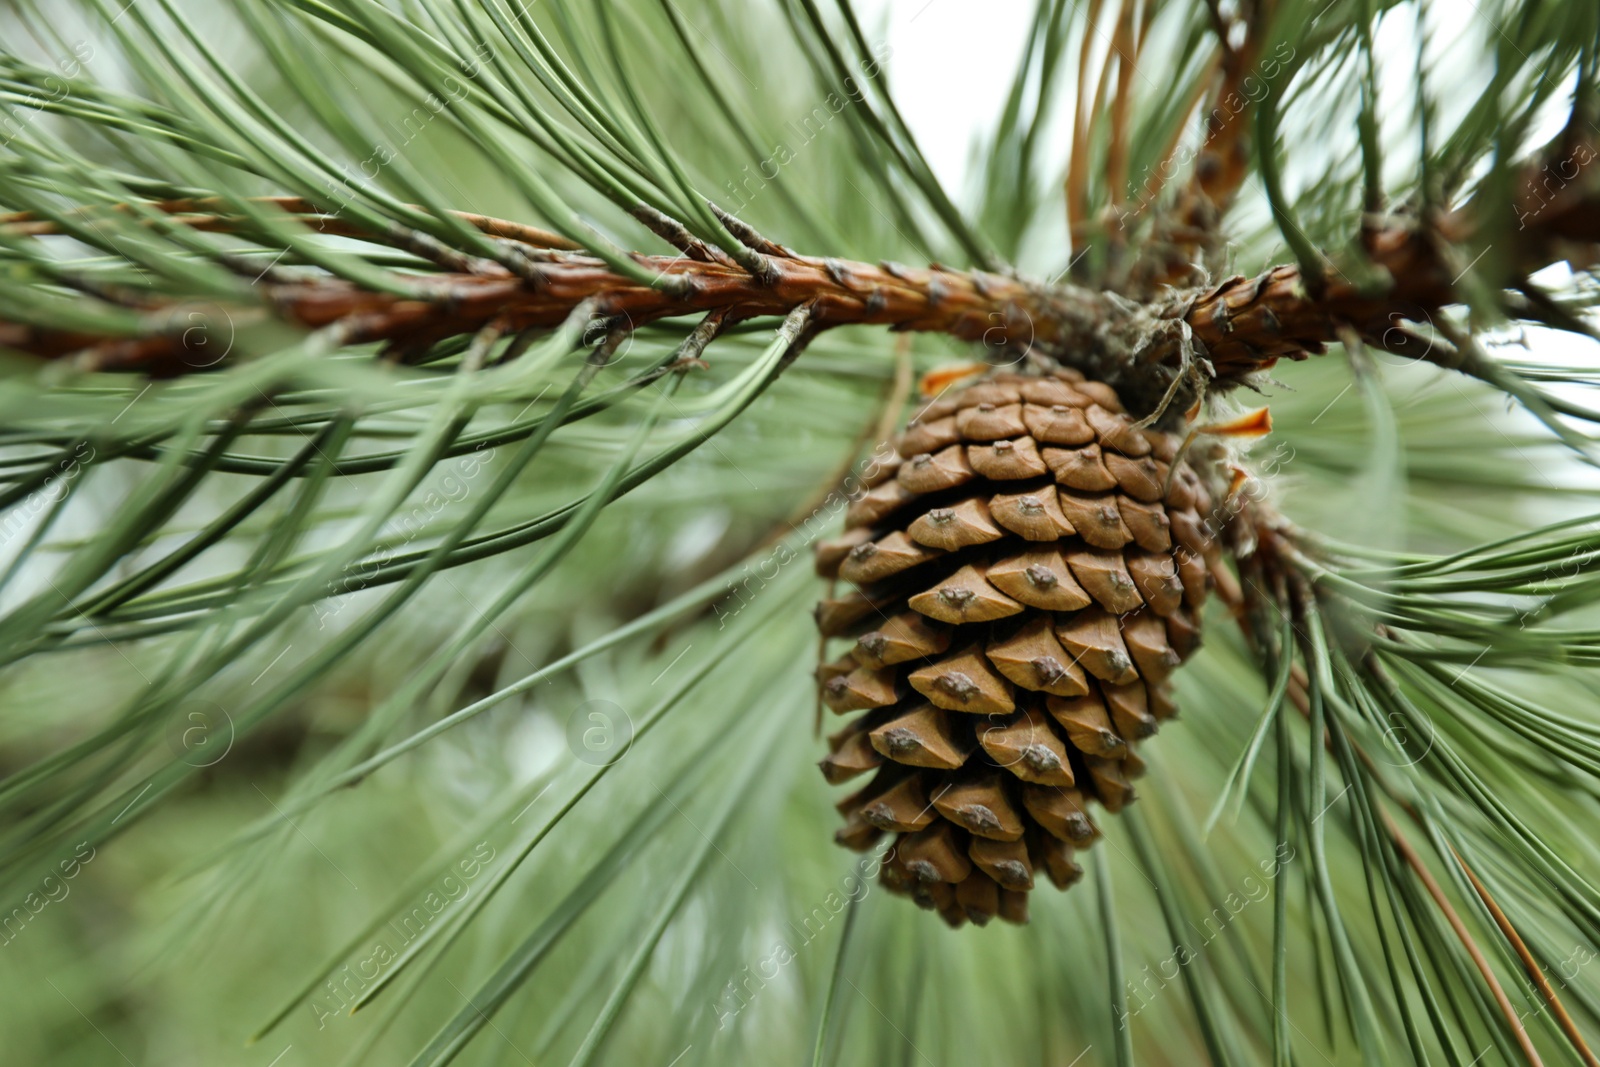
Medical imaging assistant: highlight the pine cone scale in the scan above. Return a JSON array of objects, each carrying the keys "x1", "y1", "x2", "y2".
[{"x1": 815, "y1": 369, "x2": 1213, "y2": 927}]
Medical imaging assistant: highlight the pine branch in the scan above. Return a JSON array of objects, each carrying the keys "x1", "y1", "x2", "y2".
[
  {"x1": 7, "y1": 128, "x2": 1600, "y2": 424},
  {"x1": 8, "y1": 2, "x2": 1600, "y2": 1062},
  {"x1": 1122, "y1": 0, "x2": 1271, "y2": 290}
]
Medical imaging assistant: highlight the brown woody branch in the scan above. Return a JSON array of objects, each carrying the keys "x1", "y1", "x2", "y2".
[
  {"x1": 0, "y1": 242, "x2": 1094, "y2": 375},
  {"x1": 2, "y1": 134, "x2": 1597, "y2": 420},
  {"x1": 1120, "y1": 0, "x2": 1275, "y2": 292},
  {"x1": 0, "y1": 196, "x2": 583, "y2": 251}
]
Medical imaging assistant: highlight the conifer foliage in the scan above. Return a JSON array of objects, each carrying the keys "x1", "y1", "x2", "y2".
[{"x1": 2, "y1": 0, "x2": 1600, "y2": 1065}]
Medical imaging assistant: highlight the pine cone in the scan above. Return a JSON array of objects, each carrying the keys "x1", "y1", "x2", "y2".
[{"x1": 814, "y1": 369, "x2": 1217, "y2": 927}]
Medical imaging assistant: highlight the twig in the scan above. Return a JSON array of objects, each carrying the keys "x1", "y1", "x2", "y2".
[
  {"x1": 1133, "y1": 51, "x2": 1223, "y2": 215},
  {"x1": 629, "y1": 205, "x2": 719, "y2": 263},
  {"x1": 1453, "y1": 845, "x2": 1600, "y2": 1067},
  {"x1": 1385, "y1": 810, "x2": 1545, "y2": 1067},
  {"x1": 1066, "y1": 0, "x2": 1110, "y2": 249},
  {"x1": 1132, "y1": 0, "x2": 1268, "y2": 290},
  {"x1": 0, "y1": 196, "x2": 583, "y2": 251},
  {"x1": 1104, "y1": 0, "x2": 1140, "y2": 228},
  {"x1": 6, "y1": 132, "x2": 1600, "y2": 424}
]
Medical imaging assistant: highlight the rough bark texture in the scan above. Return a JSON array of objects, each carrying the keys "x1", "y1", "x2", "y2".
[{"x1": 2, "y1": 135, "x2": 1596, "y2": 421}]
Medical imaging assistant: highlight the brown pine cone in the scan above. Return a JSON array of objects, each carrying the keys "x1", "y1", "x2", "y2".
[{"x1": 814, "y1": 369, "x2": 1218, "y2": 927}]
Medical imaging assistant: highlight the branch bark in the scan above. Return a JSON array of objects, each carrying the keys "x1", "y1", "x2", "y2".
[{"x1": 2, "y1": 136, "x2": 1596, "y2": 422}]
